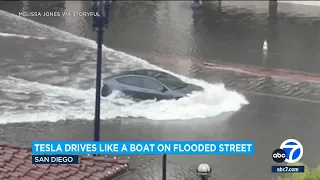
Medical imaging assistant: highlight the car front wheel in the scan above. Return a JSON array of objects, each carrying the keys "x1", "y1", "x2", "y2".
[{"x1": 101, "y1": 85, "x2": 112, "y2": 97}]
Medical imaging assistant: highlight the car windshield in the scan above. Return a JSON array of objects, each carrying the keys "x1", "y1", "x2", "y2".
[{"x1": 154, "y1": 72, "x2": 188, "y2": 90}]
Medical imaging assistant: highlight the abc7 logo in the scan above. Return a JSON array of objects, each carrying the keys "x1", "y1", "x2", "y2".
[
  {"x1": 272, "y1": 139, "x2": 303, "y2": 163},
  {"x1": 272, "y1": 149, "x2": 287, "y2": 163}
]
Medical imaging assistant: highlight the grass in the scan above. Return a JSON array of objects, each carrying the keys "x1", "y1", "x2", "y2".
[{"x1": 278, "y1": 162, "x2": 320, "y2": 180}]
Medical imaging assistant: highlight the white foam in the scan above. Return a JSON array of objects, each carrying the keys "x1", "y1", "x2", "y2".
[
  {"x1": 0, "y1": 32, "x2": 47, "y2": 40},
  {"x1": 0, "y1": 10, "x2": 248, "y2": 123}
]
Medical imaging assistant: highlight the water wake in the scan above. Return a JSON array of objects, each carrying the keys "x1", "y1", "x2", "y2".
[{"x1": 0, "y1": 10, "x2": 248, "y2": 123}]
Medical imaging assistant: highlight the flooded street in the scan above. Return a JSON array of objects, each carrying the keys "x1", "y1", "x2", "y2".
[{"x1": 1, "y1": 1, "x2": 320, "y2": 179}]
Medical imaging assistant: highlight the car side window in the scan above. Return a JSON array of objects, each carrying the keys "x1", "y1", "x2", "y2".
[
  {"x1": 116, "y1": 76, "x2": 143, "y2": 87},
  {"x1": 141, "y1": 78, "x2": 164, "y2": 90}
]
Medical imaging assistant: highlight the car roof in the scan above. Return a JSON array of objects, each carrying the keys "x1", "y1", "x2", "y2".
[{"x1": 111, "y1": 69, "x2": 170, "y2": 79}]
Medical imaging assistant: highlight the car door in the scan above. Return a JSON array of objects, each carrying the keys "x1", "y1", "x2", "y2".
[
  {"x1": 115, "y1": 76, "x2": 146, "y2": 100},
  {"x1": 140, "y1": 77, "x2": 170, "y2": 100}
]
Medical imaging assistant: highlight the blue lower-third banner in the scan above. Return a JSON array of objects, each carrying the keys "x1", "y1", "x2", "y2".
[
  {"x1": 32, "y1": 141, "x2": 254, "y2": 155},
  {"x1": 271, "y1": 166, "x2": 305, "y2": 173},
  {"x1": 32, "y1": 155, "x2": 79, "y2": 164}
]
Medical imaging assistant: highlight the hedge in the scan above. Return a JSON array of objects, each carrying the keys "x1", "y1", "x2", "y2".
[{"x1": 278, "y1": 162, "x2": 320, "y2": 180}]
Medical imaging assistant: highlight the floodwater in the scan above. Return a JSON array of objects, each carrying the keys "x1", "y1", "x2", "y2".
[{"x1": 1, "y1": 1, "x2": 320, "y2": 179}]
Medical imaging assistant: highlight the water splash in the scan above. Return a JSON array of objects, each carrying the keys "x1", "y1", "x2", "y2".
[{"x1": 0, "y1": 10, "x2": 248, "y2": 123}]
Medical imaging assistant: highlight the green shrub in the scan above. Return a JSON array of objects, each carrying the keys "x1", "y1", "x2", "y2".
[{"x1": 277, "y1": 162, "x2": 320, "y2": 180}]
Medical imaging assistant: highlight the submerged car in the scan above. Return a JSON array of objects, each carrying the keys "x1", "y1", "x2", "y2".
[{"x1": 101, "y1": 69, "x2": 203, "y2": 100}]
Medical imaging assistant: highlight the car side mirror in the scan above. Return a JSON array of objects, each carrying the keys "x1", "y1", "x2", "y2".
[{"x1": 159, "y1": 87, "x2": 167, "y2": 92}]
